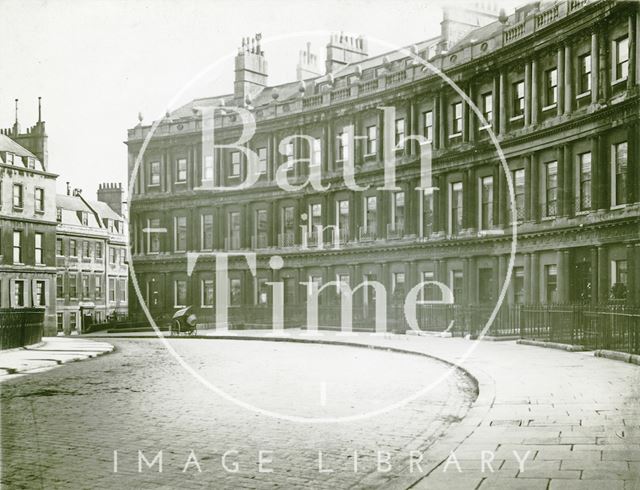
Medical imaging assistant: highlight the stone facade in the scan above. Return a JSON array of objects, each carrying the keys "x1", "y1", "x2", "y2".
[{"x1": 127, "y1": 1, "x2": 640, "y2": 326}]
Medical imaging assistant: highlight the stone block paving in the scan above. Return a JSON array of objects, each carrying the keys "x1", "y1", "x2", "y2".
[{"x1": 2, "y1": 330, "x2": 640, "y2": 489}]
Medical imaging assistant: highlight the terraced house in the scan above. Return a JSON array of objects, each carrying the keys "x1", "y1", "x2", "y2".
[
  {"x1": 127, "y1": 1, "x2": 640, "y2": 332},
  {"x1": 55, "y1": 184, "x2": 128, "y2": 333}
]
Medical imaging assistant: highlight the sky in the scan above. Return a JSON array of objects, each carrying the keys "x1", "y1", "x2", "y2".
[{"x1": 1, "y1": 0, "x2": 522, "y2": 200}]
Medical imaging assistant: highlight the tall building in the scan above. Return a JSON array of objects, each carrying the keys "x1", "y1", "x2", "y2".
[
  {"x1": 127, "y1": 1, "x2": 640, "y2": 329},
  {"x1": 0, "y1": 101, "x2": 57, "y2": 334},
  {"x1": 55, "y1": 184, "x2": 128, "y2": 333}
]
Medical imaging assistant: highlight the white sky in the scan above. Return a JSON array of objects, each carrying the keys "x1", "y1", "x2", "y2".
[{"x1": 1, "y1": 0, "x2": 521, "y2": 200}]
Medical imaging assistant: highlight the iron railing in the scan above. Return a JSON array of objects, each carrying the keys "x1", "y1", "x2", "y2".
[{"x1": 0, "y1": 308, "x2": 44, "y2": 350}]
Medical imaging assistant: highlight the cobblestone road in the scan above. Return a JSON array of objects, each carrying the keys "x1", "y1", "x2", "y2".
[{"x1": 1, "y1": 338, "x2": 475, "y2": 489}]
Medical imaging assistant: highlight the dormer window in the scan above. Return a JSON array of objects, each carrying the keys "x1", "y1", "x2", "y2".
[
  {"x1": 56, "y1": 207, "x2": 62, "y2": 222},
  {"x1": 6, "y1": 153, "x2": 14, "y2": 165},
  {"x1": 80, "y1": 211, "x2": 88, "y2": 226},
  {"x1": 27, "y1": 157, "x2": 35, "y2": 169}
]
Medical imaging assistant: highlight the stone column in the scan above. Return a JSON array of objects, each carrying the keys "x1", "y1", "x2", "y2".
[
  {"x1": 326, "y1": 121, "x2": 334, "y2": 173},
  {"x1": 635, "y1": 244, "x2": 640, "y2": 305},
  {"x1": 591, "y1": 30, "x2": 599, "y2": 105},
  {"x1": 563, "y1": 144, "x2": 574, "y2": 217},
  {"x1": 556, "y1": 146, "x2": 565, "y2": 217},
  {"x1": 598, "y1": 26, "x2": 610, "y2": 102},
  {"x1": 468, "y1": 82, "x2": 476, "y2": 143},
  {"x1": 462, "y1": 83, "x2": 470, "y2": 143},
  {"x1": 524, "y1": 252, "x2": 532, "y2": 303},
  {"x1": 492, "y1": 75, "x2": 500, "y2": 134},
  {"x1": 629, "y1": 12, "x2": 637, "y2": 90},
  {"x1": 377, "y1": 110, "x2": 384, "y2": 161},
  {"x1": 464, "y1": 168, "x2": 476, "y2": 231},
  {"x1": 531, "y1": 58, "x2": 539, "y2": 125},
  {"x1": 499, "y1": 71, "x2": 507, "y2": 135},
  {"x1": 524, "y1": 155, "x2": 532, "y2": 221},
  {"x1": 531, "y1": 252, "x2": 540, "y2": 304},
  {"x1": 466, "y1": 256, "x2": 476, "y2": 305},
  {"x1": 590, "y1": 247, "x2": 599, "y2": 304},
  {"x1": 432, "y1": 95, "x2": 440, "y2": 151},
  {"x1": 557, "y1": 249, "x2": 570, "y2": 303},
  {"x1": 497, "y1": 165, "x2": 506, "y2": 228},
  {"x1": 405, "y1": 101, "x2": 413, "y2": 157},
  {"x1": 564, "y1": 43, "x2": 573, "y2": 114},
  {"x1": 524, "y1": 61, "x2": 531, "y2": 126},
  {"x1": 439, "y1": 90, "x2": 447, "y2": 149},
  {"x1": 530, "y1": 152, "x2": 539, "y2": 222},
  {"x1": 557, "y1": 45, "x2": 565, "y2": 116},
  {"x1": 627, "y1": 244, "x2": 636, "y2": 305},
  {"x1": 590, "y1": 136, "x2": 600, "y2": 210},
  {"x1": 597, "y1": 246, "x2": 609, "y2": 303},
  {"x1": 439, "y1": 175, "x2": 448, "y2": 234},
  {"x1": 627, "y1": 123, "x2": 637, "y2": 204}
]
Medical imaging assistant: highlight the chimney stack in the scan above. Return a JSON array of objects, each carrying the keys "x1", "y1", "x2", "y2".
[
  {"x1": 66, "y1": 182, "x2": 71, "y2": 196},
  {"x1": 325, "y1": 33, "x2": 368, "y2": 74},
  {"x1": 97, "y1": 182, "x2": 124, "y2": 216},
  {"x1": 296, "y1": 42, "x2": 321, "y2": 81},
  {"x1": 234, "y1": 33, "x2": 268, "y2": 104}
]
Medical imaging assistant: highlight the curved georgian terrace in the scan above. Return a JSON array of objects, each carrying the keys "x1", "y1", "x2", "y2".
[{"x1": 127, "y1": 1, "x2": 639, "y2": 345}]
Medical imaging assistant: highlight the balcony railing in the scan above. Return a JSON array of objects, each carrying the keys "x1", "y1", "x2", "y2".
[
  {"x1": 503, "y1": 21, "x2": 525, "y2": 44},
  {"x1": 386, "y1": 223, "x2": 405, "y2": 239},
  {"x1": 277, "y1": 231, "x2": 295, "y2": 248},
  {"x1": 359, "y1": 227, "x2": 377, "y2": 242},
  {"x1": 535, "y1": 4, "x2": 559, "y2": 28},
  {"x1": 302, "y1": 94, "x2": 323, "y2": 109}
]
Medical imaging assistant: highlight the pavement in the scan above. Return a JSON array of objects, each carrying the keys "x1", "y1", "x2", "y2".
[
  {"x1": 2, "y1": 329, "x2": 640, "y2": 489},
  {"x1": 0, "y1": 336, "x2": 114, "y2": 381}
]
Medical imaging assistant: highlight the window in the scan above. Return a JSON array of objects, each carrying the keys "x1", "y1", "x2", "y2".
[
  {"x1": 149, "y1": 161, "x2": 161, "y2": 185},
  {"x1": 70, "y1": 312, "x2": 77, "y2": 331},
  {"x1": 545, "y1": 161, "x2": 558, "y2": 217},
  {"x1": 176, "y1": 158, "x2": 187, "y2": 182},
  {"x1": 230, "y1": 278, "x2": 241, "y2": 306},
  {"x1": 366, "y1": 126, "x2": 377, "y2": 155},
  {"x1": 284, "y1": 142, "x2": 294, "y2": 169},
  {"x1": 119, "y1": 279, "x2": 126, "y2": 302},
  {"x1": 578, "y1": 152, "x2": 592, "y2": 211},
  {"x1": 282, "y1": 206, "x2": 294, "y2": 235},
  {"x1": 203, "y1": 155, "x2": 214, "y2": 181},
  {"x1": 229, "y1": 211, "x2": 241, "y2": 249},
  {"x1": 95, "y1": 276, "x2": 103, "y2": 299},
  {"x1": 257, "y1": 147, "x2": 267, "y2": 173},
  {"x1": 57, "y1": 313, "x2": 64, "y2": 333},
  {"x1": 56, "y1": 207, "x2": 62, "y2": 222},
  {"x1": 82, "y1": 240, "x2": 90, "y2": 259},
  {"x1": 392, "y1": 191, "x2": 405, "y2": 231},
  {"x1": 544, "y1": 68, "x2": 558, "y2": 106},
  {"x1": 69, "y1": 274, "x2": 77, "y2": 298},
  {"x1": 480, "y1": 176, "x2": 493, "y2": 230},
  {"x1": 13, "y1": 184, "x2": 23, "y2": 208},
  {"x1": 147, "y1": 218, "x2": 160, "y2": 253},
  {"x1": 14, "y1": 280, "x2": 25, "y2": 307},
  {"x1": 578, "y1": 53, "x2": 591, "y2": 94},
  {"x1": 309, "y1": 203, "x2": 322, "y2": 235},
  {"x1": 513, "y1": 267, "x2": 525, "y2": 304},
  {"x1": 172, "y1": 280, "x2": 186, "y2": 307},
  {"x1": 451, "y1": 270, "x2": 463, "y2": 303},
  {"x1": 230, "y1": 152, "x2": 240, "y2": 177},
  {"x1": 202, "y1": 279, "x2": 214, "y2": 307},
  {"x1": 365, "y1": 196, "x2": 377, "y2": 233},
  {"x1": 56, "y1": 275, "x2": 64, "y2": 297},
  {"x1": 255, "y1": 209, "x2": 268, "y2": 247},
  {"x1": 35, "y1": 233, "x2": 43, "y2": 265},
  {"x1": 35, "y1": 188, "x2": 44, "y2": 212},
  {"x1": 95, "y1": 242, "x2": 103, "y2": 259},
  {"x1": 109, "y1": 248, "x2": 116, "y2": 265},
  {"x1": 394, "y1": 118, "x2": 405, "y2": 149},
  {"x1": 69, "y1": 239, "x2": 77, "y2": 257},
  {"x1": 421, "y1": 271, "x2": 438, "y2": 302},
  {"x1": 545, "y1": 265, "x2": 558, "y2": 303},
  {"x1": 450, "y1": 181, "x2": 463, "y2": 235},
  {"x1": 13, "y1": 230, "x2": 22, "y2": 263},
  {"x1": 202, "y1": 213, "x2": 214, "y2": 250},
  {"x1": 82, "y1": 275, "x2": 90, "y2": 298},
  {"x1": 338, "y1": 131, "x2": 349, "y2": 161},
  {"x1": 612, "y1": 142, "x2": 628, "y2": 206},
  {"x1": 612, "y1": 259, "x2": 628, "y2": 287},
  {"x1": 109, "y1": 277, "x2": 116, "y2": 302},
  {"x1": 80, "y1": 212, "x2": 88, "y2": 226},
  {"x1": 336, "y1": 274, "x2": 349, "y2": 295},
  {"x1": 257, "y1": 278, "x2": 268, "y2": 304},
  {"x1": 337, "y1": 199, "x2": 349, "y2": 237},
  {"x1": 311, "y1": 140, "x2": 321, "y2": 167},
  {"x1": 56, "y1": 237, "x2": 64, "y2": 256},
  {"x1": 451, "y1": 102, "x2": 462, "y2": 135},
  {"x1": 614, "y1": 36, "x2": 629, "y2": 81},
  {"x1": 423, "y1": 111, "x2": 433, "y2": 142},
  {"x1": 423, "y1": 190, "x2": 434, "y2": 236},
  {"x1": 392, "y1": 272, "x2": 405, "y2": 296},
  {"x1": 512, "y1": 81, "x2": 525, "y2": 116},
  {"x1": 175, "y1": 216, "x2": 187, "y2": 252},
  {"x1": 512, "y1": 169, "x2": 525, "y2": 222},
  {"x1": 481, "y1": 93, "x2": 493, "y2": 126}
]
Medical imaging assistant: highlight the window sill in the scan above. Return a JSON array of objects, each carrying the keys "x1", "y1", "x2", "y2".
[
  {"x1": 541, "y1": 104, "x2": 557, "y2": 112},
  {"x1": 575, "y1": 210, "x2": 590, "y2": 216},
  {"x1": 200, "y1": 305, "x2": 213, "y2": 309},
  {"x1": 479, "y1": 124, "x2": 492, "y2": 131},
  {"x1": 576, "y1": 91, "x2": 591, "y2": 100},
  {"x1": 610, "y1": 204, "x2": 627, "y2": 210},
  {"x1": 12, "y1": 206, "x2": 24, "y2": 212},
  {"x1": 509, "y1": 114, "x2": 524, "y2": 122},
  {"x1": 448, "y1": 133, "x2": 462, "y2": 139},
  {"x1": 611, "y1": 77, "x2": 628, "y2": 86},
  {"x1": 228, "y1": 175, "x2": 240, "y2": 179},
  {"x1": 35, "y1": 210, "x2": 45, "y2": 215},
  {"x1": 147, "y1": 184, "x2": 161, "y2": 188},
  {"x1": 541, "y1": 216, "x2": 556, "y2": 221}
]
